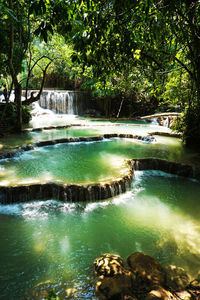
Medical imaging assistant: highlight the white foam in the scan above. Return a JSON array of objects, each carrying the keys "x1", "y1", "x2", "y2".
[{"x1": 0, "y1": 203, "x2": 21, "y2": 215}]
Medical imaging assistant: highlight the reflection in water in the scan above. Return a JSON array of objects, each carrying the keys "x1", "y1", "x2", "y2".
[
  {"x1": 0, "y1": 138, "x2": 198, "y2": 186},
  {"x1": 0, "y1": 117, "x2": 170, "y2": 151},
  {"x1": 0, "y1": 171, "x2": 200, "y2": 298}
]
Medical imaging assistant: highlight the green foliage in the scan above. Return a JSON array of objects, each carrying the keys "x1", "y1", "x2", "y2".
[
  {"x1": 0, "y1": 103, "x2": 31, "y2": 128},
  {"x1": 28, "y1": 34, "x2": 74, "y2": 88},
  {"x1": 46, "y1": 288, "x2": 60, "y2": 300},
  {"x1": 21, "y1": 105, "x2": 31, "y2": 124},
  {"x1": 1, "y1": 0, "x2": 200, "y2": 145},
  {"x1": 182, "y1": 107, "x2": 200, "y2": 147},
  {"x1": 158, "y1": 69, "x2": 191, "y2": 112}
]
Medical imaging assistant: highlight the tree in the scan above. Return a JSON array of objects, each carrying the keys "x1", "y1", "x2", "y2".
[
  {"x1": 25, "y1": 34, "x2": 75, "y2": 90},
  {"x1": 0, "y1": 0, "x2": 53, "y2": 131},
  {"x1": 1, "y1": 0, "x2": 200, "y2": 144},
  {"x1": 55, "y1": 0, "x2": 200, "y2": 145}
]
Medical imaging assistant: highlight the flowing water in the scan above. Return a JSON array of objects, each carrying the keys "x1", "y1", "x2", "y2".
[
  {"x1": 0, "y1": 171, "x2": 200, "y2": 299},
  {"x1": 0, "y1": 95, "x2": 200, "y2": 299},
  {"x1": 0, "y1": 138, "x2": 198, "y2": 186},
  {"x1": 0, "y1": 120, "x2": 172, "y2": 153}
]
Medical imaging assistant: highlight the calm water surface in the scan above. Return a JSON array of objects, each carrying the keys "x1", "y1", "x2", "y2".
[
  {"x1": 0, "y1": 117, "x2": 200, "y2": 299},
  {"x1": 0, "y1": 120, "x2": 170, "y2": 151},
  {"x1": 0, "y1": 138, "x2": 198, "y2": 186},
  {"x1": 0, "y1": 171, "x2": 200, "y2": 299}
]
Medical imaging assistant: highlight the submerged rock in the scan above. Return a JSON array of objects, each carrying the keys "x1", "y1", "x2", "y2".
[
  {"x1": 127, "y1": 252, "x2": 166, "y2": 289},
  {"x1": 25, "y1": 280, "x2": 53, "y2": 299},
  {"x1": 95, "y1": 273, "x2": 133, "y2": 300},
  {"x1": 165, "y1": 265, "x2": 191, "y2": 291},
  {"x1": 93, "y1": 252, "x2": 200, "y2": 300},
  {"x1": 94, "y1": 253, "x2": 125, "y2": 277},
  {"x1": 144, "y1": 287, "x2": 174, "y2": 299}
]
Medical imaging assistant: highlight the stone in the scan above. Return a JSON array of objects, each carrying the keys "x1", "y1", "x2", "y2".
[
  {"x1": 165, "y1": 265, "x2": 191, "y2": 291},
  {"x1": 186, "y1": 278, "x2": 200, "y2": 299},
  {"x1": 144, "y1": 287, "x2": 175, "y2": 299},
  {"x1": 95, "y1": 273, "x2": 133, "y2": 300},
  {"x1": 25, "y1": 280, "x2": 53, "y2": 299},
  {"x1": 126, "y1": 252, "x2": 166, "y2": 290},
  {"x1": 175, "y1": 291, "x2": 192, "y2": 299},
  {"x1": 94, "y1": 253, "x2": 125, "y2": 277},
  {"x1": 92, "y1": 252, "x2": 200, "y2": 300},
  {"x1": 65, "y1": 287, "x2": 77, "y2": 297}
]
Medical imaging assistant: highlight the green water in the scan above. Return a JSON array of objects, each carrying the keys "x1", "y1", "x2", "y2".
[
  {"x1": 0, "y1": 138, "x2": 197, "y2": 186},
  {"x1": 0, "y1": 119, "x2": 200, "y2": 299},
  {"x1": 0, "y1": 121, "x2": 170, "y2": 151},
  {"x1": 0, "y1": 171, "x2": 200, "y2": 299}
]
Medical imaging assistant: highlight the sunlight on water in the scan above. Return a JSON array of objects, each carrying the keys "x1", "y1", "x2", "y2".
[
  {"x1": 0, "y1": 170, "x2": 200, "y2": 298},
  {"x1": 60, "y1": 236, "x2": 70, "y2": 254},
  {"x1": 0, "y1": 101, "x2": 200, "y2": 298},
  {"x1": 0, "y1": 137, "x2": 197, "y2": 186},
  {"x1": 0, "y1": 141, "x2": 130, "y2": 185},
  {"x1": 124, "y1": 192, "x2": 200, "y2": 256}
]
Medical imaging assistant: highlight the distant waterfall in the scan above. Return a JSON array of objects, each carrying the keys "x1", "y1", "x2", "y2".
[
  {"x1": 67, "y1": 92, "x2": 74, "y2": 114},
  {"x1": 38, "y1": 91, "x2": 76, "y2": 114},
  {"x1": 150, "y1": 117, "x2": 159, "y2": 125},
  {"x1": 164, "y1": 117, "x2": 169, "y2": 127},
  {"x1": 30, "y1": 90, "x2": 91, "y2": 115}
]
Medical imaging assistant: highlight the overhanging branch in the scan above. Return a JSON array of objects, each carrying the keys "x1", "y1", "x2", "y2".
[{"x1": 22, "y1": 60, "x2": 52, "y2": 106}]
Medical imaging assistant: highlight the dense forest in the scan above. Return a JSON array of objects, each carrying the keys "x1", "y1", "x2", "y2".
[{"x1": 0, "y1": 0, "x2": 200, "y2": 147}]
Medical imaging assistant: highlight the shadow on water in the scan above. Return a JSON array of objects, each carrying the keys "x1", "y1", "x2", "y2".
[{"x1": 0, "y1": 170, "x2": 200, "y2": 298}]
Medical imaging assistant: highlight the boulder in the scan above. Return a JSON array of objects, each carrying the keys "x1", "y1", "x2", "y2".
[
  {"x1": 165, "y1": 265, "x2": 191, "y2": 291},
  {"x1": 94, "y1": 253, "x2": 125, "y2": 277},
  {"x1": 95, "y1": 273, "x2": 133, "y2": 300},
  {"x1": 144, "y1": 287, "x2": 174, "y2": 299},
  {"x1": 126, "y1": 252, "x2": 166, "y2": 290},
  {"x1": 93, "y1": 252, "x2": 199, "y2": 300}
]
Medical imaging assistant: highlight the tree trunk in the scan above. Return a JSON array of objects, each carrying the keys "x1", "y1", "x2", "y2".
[
  {"x1": 15, "y1": 83, "x2": 22, "y2": 132},
  {"x1": 23, "y1": 60, "x2": 52, "y2": 106},
  {"x1": 116, "y1": 97, "x2": 124, "y2": 119},
  {"x1": 8, "y1": 0, "x2": 22, "y2": 132}
]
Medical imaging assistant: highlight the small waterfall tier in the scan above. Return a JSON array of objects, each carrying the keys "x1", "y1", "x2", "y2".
[
  {"x1": 0, "y1": 164, "x2": 134, "y2": 204},
  {"x1": 0, "y1": 157, "x2": 199, "y2": 204},
  {"x1": 24, "y1": 90, "x2": 91, "y2": 115},
  {"x1": 39, "y1": 90, "x2": 89, "y2": 115}
]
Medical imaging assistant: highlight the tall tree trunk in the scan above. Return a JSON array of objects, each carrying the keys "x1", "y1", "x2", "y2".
[
  {"x1": 116, "y1": 96, "x2": 124, "y2": 119},
  {"x1": 15, "y1": 83, "x2": 22, "y2": 132},
  {"x1": 23, "y1": 60, "x2": 52, "y2": 106},
  {"x1": 8, "y1": 0, "x2": 22, "y2": 132}
]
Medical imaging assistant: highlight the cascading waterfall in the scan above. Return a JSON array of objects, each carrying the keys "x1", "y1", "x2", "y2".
[
  {"x1": 67, "y1": 92, "x2": 74, "y2": 114},
  {"x1": 39, "y1": 91, "x2": 75, "y2": 114},
  {"x1": 150, "y1": 117, "x2": 159, "y2": 125},
  {"x1": 164, "y1": 116, "x2": 169, "y2": 127},
  {"x1": 35, "y1": 90, "x2": 91, "y2": 115}
]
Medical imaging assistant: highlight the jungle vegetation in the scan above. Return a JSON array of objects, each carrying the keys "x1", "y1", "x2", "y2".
[{"x1": 0, "y1": 0, "x2": 200, "y2": 146}]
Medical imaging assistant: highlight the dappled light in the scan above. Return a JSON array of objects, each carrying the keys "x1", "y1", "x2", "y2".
[
  {"x1": 1, "y1": 0, "x2": 200, "y2": 298},
  {"x1": 1, "y1": 170, "x2": 200, "y2": 297}
]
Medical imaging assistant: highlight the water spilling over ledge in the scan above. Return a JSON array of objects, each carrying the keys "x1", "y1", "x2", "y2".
[
  {"x1": 0, "y1": 162, "x2": 133, "y2": 204},
  {"x1": 0, "y1": 105, "x2": 200, "y2": 299},
  {"x1": 0, "y1": 134, "x2": 155, "y2": 160},
  {"x1": 24, "y1": 90, "x2": 92, "y2": 115},
  {"x1": 132, "y1": 158, "x2": 200, "y2": 179},
  {"x1": 0, "y1": 158, "x2": 199, "y2": 204}
]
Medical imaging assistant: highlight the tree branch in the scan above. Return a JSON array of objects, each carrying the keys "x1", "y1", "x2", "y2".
[
  {"x1": 22, "y1": 60, "x2": 52, "y2": 106},
  {"x1": 25, "y1": 55, "x2": 52, "y2": 99}
]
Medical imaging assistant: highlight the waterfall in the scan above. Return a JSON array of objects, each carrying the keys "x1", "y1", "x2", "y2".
[
  {"x1": 39, "y1": 91, "x2": 76, "y2": 114},
  {"x1": 67, "y1": 92, "x2": 74, "y2": 114},
  {"x1": 33, "y1": 90, "x2": 91, "y2": 116},
  {"x1": 22, "y1": 89, "x2": 92, "y2": 117},
  {"x1": 164, "y1": 117, "x2": 169, "y2": 127},
  {"x1": 151, "y1": 117, "x2": 159, "y2": 125}
]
